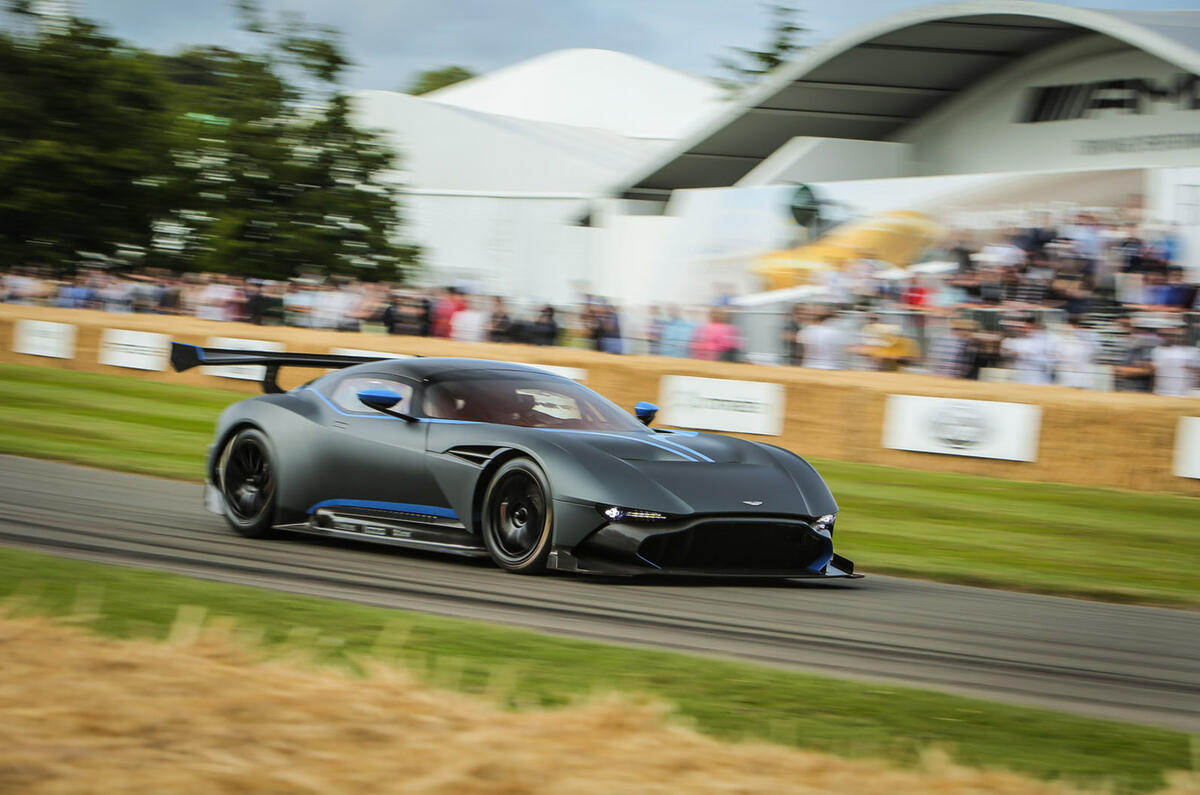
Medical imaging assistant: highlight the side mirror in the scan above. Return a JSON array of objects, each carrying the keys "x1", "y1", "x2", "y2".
[
  {"x1": 358, "y1": 388, "x2": 404, "y2": 411},
  {"x1": 634, "y1": 401, "x2": 658, "y2": 426}
]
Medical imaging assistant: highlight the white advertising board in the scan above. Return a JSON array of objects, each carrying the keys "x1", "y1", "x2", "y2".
[
  {"x1": 1173, "y1": 417, "x2": 1200, "y2": 479},
  {"x1": 98, "y1": 329, "x2": 170, "y2": 371},
  {"x1": 13, "y1": 319, "x2": 75, "y2": 359},
  {"x1": 883, "y1": 395, "x2": 1041, "y2": 462},
  {"x1": 510, "y1": 362, "x2": 587, "y2": 383},
  {"x1": 658, "y1": 375, "x2": 784, "y2": 436},
  {"x1": 204, "y1": 337, "x2": 284, "y2": 381}
]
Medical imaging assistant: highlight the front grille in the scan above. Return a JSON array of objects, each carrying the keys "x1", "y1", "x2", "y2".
[{"x1": 637, "y1": 521, "x2": 826, "y2": 571}]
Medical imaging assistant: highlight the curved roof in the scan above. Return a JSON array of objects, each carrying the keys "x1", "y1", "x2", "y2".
[{"x1": 613, "y1": 1, "x2": 1200, "y2": 201}]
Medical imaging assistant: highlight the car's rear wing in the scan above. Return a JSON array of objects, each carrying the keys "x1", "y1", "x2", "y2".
[{"x1": 170, "y1": 342, "x2": 398, "y2": 394}]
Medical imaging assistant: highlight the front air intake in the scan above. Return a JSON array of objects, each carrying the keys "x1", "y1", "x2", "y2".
[{"x1": 637, "y1": 521, "x2": 828, "y2": 571}]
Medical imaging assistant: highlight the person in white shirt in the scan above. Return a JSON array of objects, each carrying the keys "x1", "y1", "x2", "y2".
[
  {"x1": 978, "y1": 234, "x2": 1026, "y2": 270},
  {"x1": 1000, "y1": 318, "x2": 1058, "y2": 385},
  {"x1": 195, "y1": 274, "x2": 232, "y2": 321},
  {"x1": 450, "y1": 296, "x2": 488, "y2": 343},
  {"x1": 1055, "y1": 316, "x2": 1099, "y2": 389},
  {"x1": 1151, "y1": 328, "x2": 1200, "y2": 397},
  {"x1": 797, "y1": 311, "x2": 847, "y2": 370}
]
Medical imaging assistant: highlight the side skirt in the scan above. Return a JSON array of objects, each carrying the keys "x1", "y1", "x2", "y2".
[{"x1": 275, "y1": 508, "x2": 488, "y2": 558}]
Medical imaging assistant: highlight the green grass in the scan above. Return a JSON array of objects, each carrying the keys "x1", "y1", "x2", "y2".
[
  {"x1": 0, "y1": 545, "x2": 1189, "y2": 794},
  {"x1": 1, "y1": 362, "x2": 1198, "y2": 606},
  {"x1": 0, "y1": 363, "x2": 239, "y2": 480},
  {"x1": 824, "y1": 460, "x2": 1200, "y2": 607}
]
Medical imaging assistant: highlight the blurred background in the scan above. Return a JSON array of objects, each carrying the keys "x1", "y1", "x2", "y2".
[{"x1": 3, "y1": 0, "x2": 1200, "y2": 396}]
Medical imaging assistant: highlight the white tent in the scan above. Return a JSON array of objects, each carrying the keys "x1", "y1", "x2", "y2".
[
  {"x1": 425, "y1": 49, "x2": 726, "y2": 142},
  {"x1": 348, "y1": 50, "x2": 727, "y2": 304}
]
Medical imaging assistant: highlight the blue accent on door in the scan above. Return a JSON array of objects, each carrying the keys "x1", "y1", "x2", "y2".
[{"x1": 307, "y1": 498, "x2": 458, "y2": 519}]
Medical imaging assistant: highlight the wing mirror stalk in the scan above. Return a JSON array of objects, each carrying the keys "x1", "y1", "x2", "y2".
[{"x1": 634, "y1": 401, "x2": 658, "y2": 426}]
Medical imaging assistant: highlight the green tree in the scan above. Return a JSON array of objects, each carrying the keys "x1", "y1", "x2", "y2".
[
  {"x1": 0, "y1": 14, "x2": 173, "y2": 269},
  {"x1": 715, "y1": 4, "x2": 806, "y2": 90},
  {"x1": 406, "y1": 65, "x2": 475, "y2": 95},
  {"x1": 149, "y1": 6, "x2": 419, "y2": 281},
  {"x1": 0, "y1": 0, "x2": 419, "y2": 282}
]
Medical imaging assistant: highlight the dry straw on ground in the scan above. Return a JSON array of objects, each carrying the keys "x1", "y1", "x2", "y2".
[{"x1": 1, "y1": 611, "x2": 1197, "y2": 795}]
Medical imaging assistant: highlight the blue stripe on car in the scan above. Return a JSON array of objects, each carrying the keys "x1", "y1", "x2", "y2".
[
  {"x1": 307, "y1": 498, "x2": 458, "y2": 519},
  {"x1": 652, "y1": 435, "x2": 715, "y2": 463}
]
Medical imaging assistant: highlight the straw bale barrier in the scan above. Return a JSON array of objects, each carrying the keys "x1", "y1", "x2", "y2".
[
  {"x1": 3, "y1": 304, "x2": 1198, "y2": 496},
  {"x1": 3, "y1": 613, "x2": 1195, "y2": 795}
]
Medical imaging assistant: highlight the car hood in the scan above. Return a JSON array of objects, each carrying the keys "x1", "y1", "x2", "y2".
[
  {"x1": 425, "y1": 423, "x2": 836, "y2": 520},
  {"x1": 567, "y1": 432, "x2": 833, "y2": 517}
]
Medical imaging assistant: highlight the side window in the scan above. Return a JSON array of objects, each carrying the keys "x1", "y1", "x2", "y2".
[{"x1": 330, "y1": 376, "x2": 413, "y2": 415}]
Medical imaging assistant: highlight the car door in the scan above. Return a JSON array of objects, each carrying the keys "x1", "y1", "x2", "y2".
[{"x1": 310, "y1": 373, "x2": 451, "y2": 518}]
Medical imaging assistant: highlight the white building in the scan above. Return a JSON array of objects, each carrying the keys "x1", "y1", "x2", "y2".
[
  {"x1": 351, "y1": 49, "x2": 725, "y2": 305},
  {"x1": 355, "y1": 2, "x2": 1200, "y2": 307}
]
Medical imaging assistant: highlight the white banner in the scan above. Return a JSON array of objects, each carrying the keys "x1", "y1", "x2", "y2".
[
  {"x1": 98, "y1": 329, "x2": 170, "y2": 371},
  {"x1": 204, "y1": 337, "x2": 284, "y2": 381},
  {"x1": 658, "y1": 375, "x2": 784, "y2": 436},
  {"x1": 1174, "y1": 417, "x2": 1200, "y2": 479},
  {"x1": 883, "y1": 395, "x2": 1042, "y2": 461},
  {"x1": 13, "y1": 319, "x2": 75, "y2": 359}
]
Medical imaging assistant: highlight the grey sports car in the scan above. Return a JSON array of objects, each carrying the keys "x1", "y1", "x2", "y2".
[{"x1": 172, "y1": 342, "x2": 859, "y2": 579}]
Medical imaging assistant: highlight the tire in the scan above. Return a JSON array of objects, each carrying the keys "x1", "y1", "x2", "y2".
[
  {"x1": 481, "y1": 458, "x2": 553, "y2": 574},
  {"x1": 217, "y1": 428, "x2": 278, "y2": 538}
]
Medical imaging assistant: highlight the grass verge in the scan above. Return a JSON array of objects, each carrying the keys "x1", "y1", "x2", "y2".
[
  {"x1": 2, "y1": 362, "x2": 1197, "y2": 606},
  {"x1": 0, "y1": 545, "x2": 1190, "y2": 794}
]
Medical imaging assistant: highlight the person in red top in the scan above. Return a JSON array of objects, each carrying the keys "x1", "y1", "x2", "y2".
[
  {"x1": 690, "y1": 308, "x2": 743, "y2": 362},
  {"x1": 431, "y1": 287, "x2": 466, "y2": 338},
  {"x1": 901, "y1": 276, "x2": 929, "y2": 308}
]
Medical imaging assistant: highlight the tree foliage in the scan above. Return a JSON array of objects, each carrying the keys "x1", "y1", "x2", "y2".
[
  {"x1": 406, "y1": 65, "x2": 475, "y2": 96},
  {"x1": 0, "y1": 1, "x2": 418, "y2": 281},
  {"x1": 715, "y1": 4, "x2": 806, "y2": 91},
  {"x1": 0, "y1": 18, "x2": 172, "y2": 267}
]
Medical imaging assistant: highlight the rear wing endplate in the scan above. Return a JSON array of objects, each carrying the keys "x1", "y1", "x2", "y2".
[{"x1": 170, "y1": 342, "x2": 397, "y2": 394}]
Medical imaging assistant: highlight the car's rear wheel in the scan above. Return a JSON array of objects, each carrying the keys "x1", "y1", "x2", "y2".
[
  {"x1": 218, "y1": 428, "x2": 277, "y2": 538},
  {"x1": 481, "y1": 458, "x2": 553, "y2": 573}
]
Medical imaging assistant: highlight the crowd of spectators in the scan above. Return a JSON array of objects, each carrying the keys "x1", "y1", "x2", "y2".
[
  {"x1": 776, "y1": 213, "x2": 1200, "y2": 396},
  {"x1": 0, "y1": 270, "x2": 565, "y2": 346},
  {"x1": 2, "y1": 211, "x2": 1198, "y2": 396}
]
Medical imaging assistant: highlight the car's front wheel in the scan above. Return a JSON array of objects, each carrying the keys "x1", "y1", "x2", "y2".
[
  {"x1": 481, "y1": 458, "x2": 553, "y2": 574},
  {"x1": 218, "y1": 427, "x2": 277, "y2": 538}
]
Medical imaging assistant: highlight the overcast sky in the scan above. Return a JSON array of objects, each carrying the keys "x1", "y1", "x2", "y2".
[{"x1": 71, "y1": 0, "x2": 1200, "y2": 91}]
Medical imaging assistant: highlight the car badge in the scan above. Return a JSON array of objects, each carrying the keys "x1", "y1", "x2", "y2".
[{"x1": 743, "y1": 500, "x2": 763, "y2": 506}]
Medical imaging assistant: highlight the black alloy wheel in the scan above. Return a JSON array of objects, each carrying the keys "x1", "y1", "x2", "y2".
[
  {"x1": 219, "y1": 428, "x2": 277, "y2": 538},
  {"x1": 482, "y1": 458, "x2": 553, "y2": 573}
]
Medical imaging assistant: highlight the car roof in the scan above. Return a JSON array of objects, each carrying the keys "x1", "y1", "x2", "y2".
[{"x1": 347, "y1": 357, "x2": 567, "y2": 382}]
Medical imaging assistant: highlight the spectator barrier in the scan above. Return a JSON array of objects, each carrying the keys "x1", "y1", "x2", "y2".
[{"x1": 2, "y1": 304, "x2": 1198, "y2": 496}]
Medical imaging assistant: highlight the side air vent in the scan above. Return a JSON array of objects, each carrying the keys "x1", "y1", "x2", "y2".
[{"x1": 447, "y1": 446, "x2": 500, "y2": 466}]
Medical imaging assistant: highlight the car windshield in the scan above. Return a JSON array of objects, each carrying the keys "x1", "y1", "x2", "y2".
[{"x1": 422, "y1": 371, "x2": 646, "y2": 432}]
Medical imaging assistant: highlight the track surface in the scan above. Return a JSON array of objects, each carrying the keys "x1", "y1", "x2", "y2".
[{"x1": 1, "y1": 455, "x2": 1197, "y2": 732}]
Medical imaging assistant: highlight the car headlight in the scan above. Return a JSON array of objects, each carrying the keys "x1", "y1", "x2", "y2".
[
  {"x1": 597, "y1": 505, "x2": 668, "y2": 522},
  {"x1": 811, "y1": 513, "x2": 836, "y2": 535}
]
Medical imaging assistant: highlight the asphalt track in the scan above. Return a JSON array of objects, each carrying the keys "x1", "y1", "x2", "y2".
[{"x1": 1, "y1": 455, "x2": 1197, "y2": 732}]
